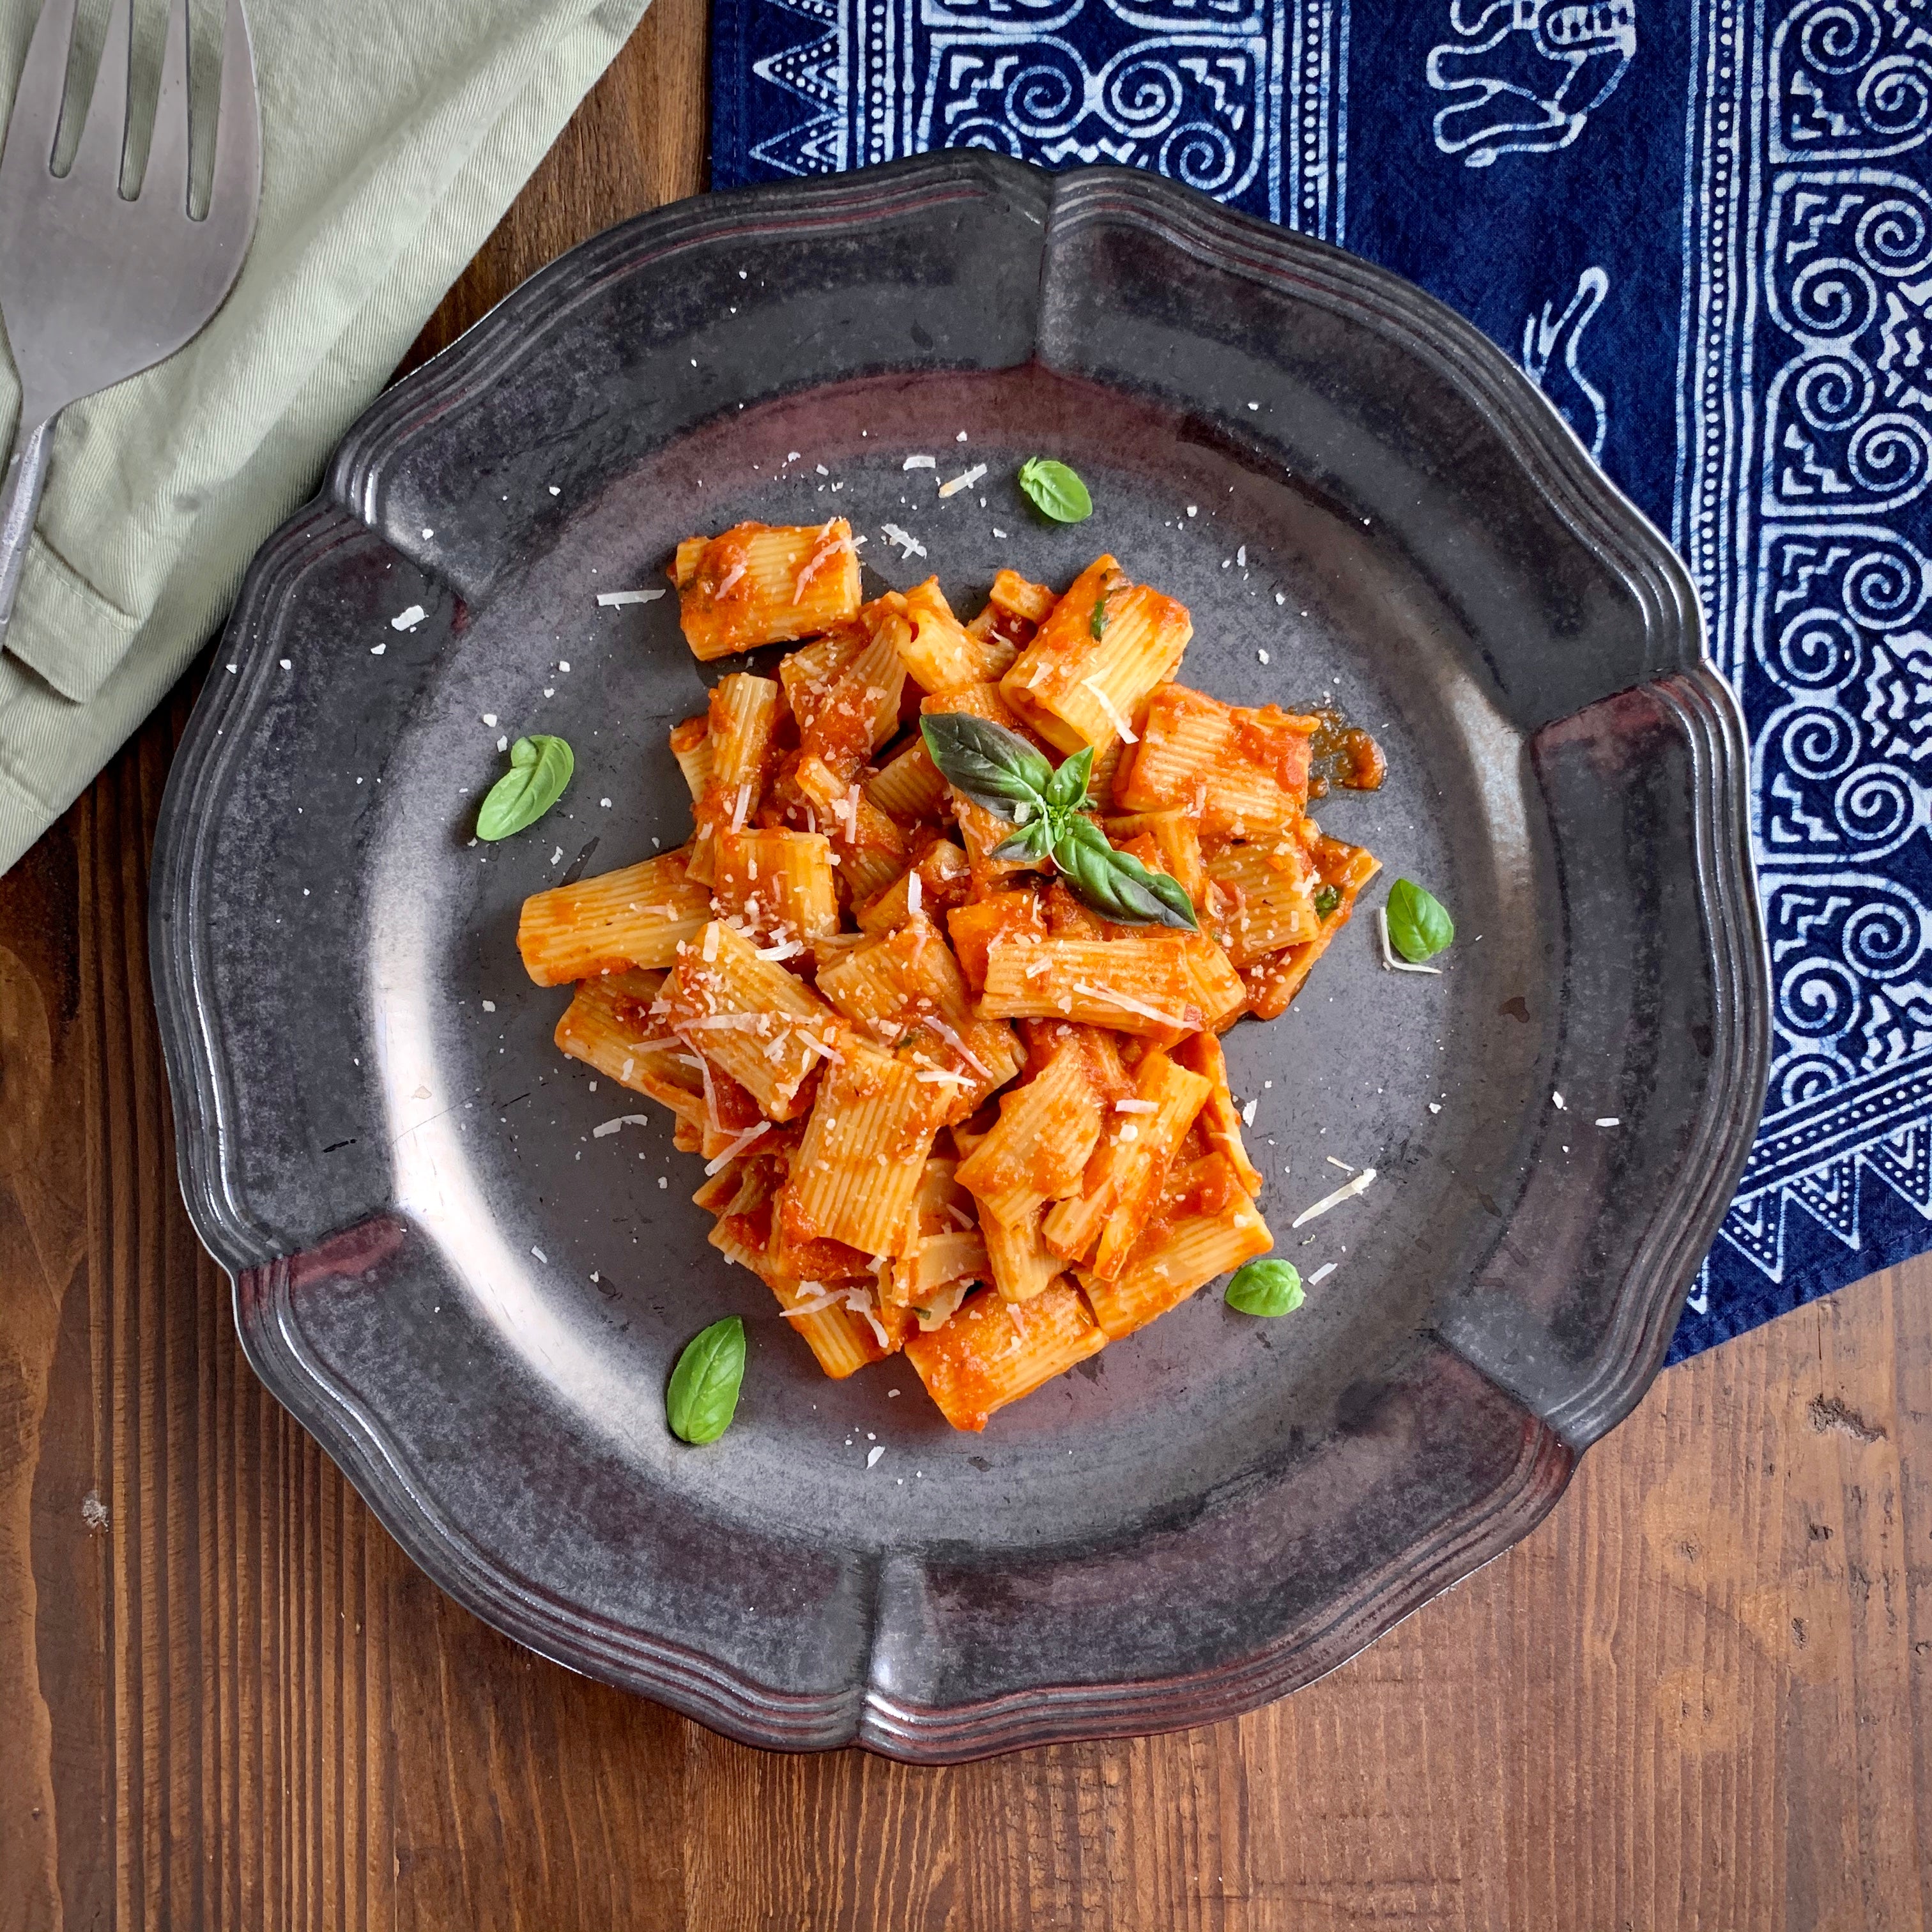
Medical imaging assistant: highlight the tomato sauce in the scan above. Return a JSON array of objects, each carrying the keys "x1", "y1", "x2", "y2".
[
  {"x1": 1305, "y1": 705, "x2": 1386, "y2": 797},
  {"x1": 1229, "y1": 705, "x2": 1318, "y2": 801}
]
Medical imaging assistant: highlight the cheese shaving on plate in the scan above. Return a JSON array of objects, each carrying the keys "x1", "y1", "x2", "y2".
[{"x1": 1291, "y1": 1167, "x2": 1377, "y2": 1229}]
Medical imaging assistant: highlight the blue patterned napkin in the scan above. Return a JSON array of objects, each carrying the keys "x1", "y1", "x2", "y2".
[{"x1": 712, "y1": 0, "x2": 1932, "y2": 1360}]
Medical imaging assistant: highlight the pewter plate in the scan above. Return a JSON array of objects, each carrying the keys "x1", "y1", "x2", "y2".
[{"x1": 152, "y1": 155, "x2": 1767, "y2": 1759}]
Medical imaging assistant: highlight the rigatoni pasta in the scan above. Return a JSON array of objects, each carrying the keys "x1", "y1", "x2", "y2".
[
  {"x1": 519, "y1": 849, "x2": 712, "y2": 983},
  {"x1": 672, "y1": 519, "x2": 861, "y2": 658},
  {"x1": 999, "y1": 555, "x2": 1191, "y2": 754},
  {"x1": 517, "y1": 527, "x2": 1385, "y2": 1431}
]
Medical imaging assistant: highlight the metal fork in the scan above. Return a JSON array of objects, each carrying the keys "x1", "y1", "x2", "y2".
[{"x1": 0, "y1": 0, "x2": 260, "y2": 648}]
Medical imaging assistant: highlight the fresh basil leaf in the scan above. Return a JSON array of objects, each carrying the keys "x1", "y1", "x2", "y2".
[
  {"x1": 1051, "y1": 816, "x2": 1199, "y2": 930},
  {"x1": 1225, "y1": 1259, "x2": 1304, "y2": 1317},
  {"x1": 920, "y1": 713, "x2": 1054, "y2": 820},
  {"x1": 1043, "y1": 746, "x2": 1094, "y2": 812},
  {"x1": 991, "y1": 817, "x2": 1055, "y2": 864},
  {"x1": 1386, "y1": 878, "x2": 1455, "y2": 962},
  {"x1": 477, "y1": 733, "x2": 574, "y2": 841},
  {"x1": 1089, "y1": 595, "x2": 1109, "y2": 640},
  {"x1": 1313, "y1": 884, "x2": 1342, "y2": 919},
  {"x1": 1017, "y1": 457, "x2": 1094, "y2": 525},
  {"x1": 666, "y1": 1315, "x2": 746, "y2": 1445}
]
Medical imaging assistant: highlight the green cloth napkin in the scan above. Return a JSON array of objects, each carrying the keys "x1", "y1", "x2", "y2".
[{"x1": 0, "y1": 0, "x2": 652, "y2": 873}]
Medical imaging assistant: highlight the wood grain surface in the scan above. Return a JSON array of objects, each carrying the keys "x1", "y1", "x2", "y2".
[{"x1": 5, "y1": 6, "x2": 1932, "y2": 1927}]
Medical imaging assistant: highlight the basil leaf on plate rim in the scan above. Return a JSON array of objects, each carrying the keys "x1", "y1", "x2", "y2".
[
  {"x1": 477, "y1": 733, "x2": 574, "y2": 841},
  {"x1": 922, "y1": 712, "x2": 1198, "y2": 931},
  {"x1": 666, "y1": 1315, "x2": 746, "y2": 1445},
  {"x1": 1016, "y1": 456, "x2": 1094, "y2": 524},
  {"x1": 1225, "y1": 1259, "x2": 1305, "y2": 1317},
  {"x1": 1386, "y1": 878, "x2": 1455, "y2": 962}
]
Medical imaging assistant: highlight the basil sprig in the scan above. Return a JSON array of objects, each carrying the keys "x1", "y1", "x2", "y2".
[
  {"x1": 921, "y1": 714, "x2": 1198, "y2": 931},
  {"x1": 666, "y1": 1315, "x2": 747, "y2": 1444},
  {"x1": 477, "y1": 733, "x2": 573, "y2": 841},
  {"x1": 1225, "y1": 1259, "x2": 1305, "y2": 1317},
  {"x1": 1386, "y1": 878, "x2": 1455, "y2": 962},
  {"x1": 1017, "y1": 456, "x2": 1094, "y2": 524}
]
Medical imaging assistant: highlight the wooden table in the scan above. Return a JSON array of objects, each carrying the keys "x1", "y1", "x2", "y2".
[{"x1": 5, "y1": 10, "x2": 1930, "y2": 1927}]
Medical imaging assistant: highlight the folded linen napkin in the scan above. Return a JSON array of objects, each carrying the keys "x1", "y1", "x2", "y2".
[{"x1": 0, "y1": 0, "x2": 650, "y2": 873}]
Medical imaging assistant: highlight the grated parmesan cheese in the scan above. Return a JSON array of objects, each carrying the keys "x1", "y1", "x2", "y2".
[
  {"x1": 1307, "y1": 1262, "x2": 1337, "y2": 1287},
  {"x1": 845, "y1": 1289, "x2": 893, "y2": 1349},
  {"x1": 1070, "y1": 980, "x2": 1186, "y2": 1029},
  {"x1": 703, "y1": 1120, "x2": 771, "y2": 1175},
  {"x1": 1082, "y1": 678, "x2": 1138, "y2": 743},
  {"x1": 1114, "y1": 1098, "x2": 1157, "y2": 1114},
  {"x1": 903, "y1": 454, "x2": 937, "y2": 470},
  {"x1": 938, "y1": 463, "x2": 988, "y2": 498},
  {"x1": 593, "y1": 1114, "x2": 652, "y2": 1137},
  {"x1": 596, "y1": 588, "x2": 664, "y2": 608},
  {"x1": 921, "y1": 1015, "x2": 993, "y2": 1079},
  {"x1": 390, "y1": 605, "x2": 426, "y2": 632},
  {"x1": 881, "y1": 523, "x2": 928, "y2": 559}
]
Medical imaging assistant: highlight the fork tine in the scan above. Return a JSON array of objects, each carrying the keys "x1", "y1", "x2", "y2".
[
  {"x1": 64, "y1": 0, "x2": 131, "y2": 191},
  {"x1": 0, "y1": 0, "x2": 80, "y2": 180},
  {"x1": 140, "y1": 0, "x2": 190, "y2": 210},
  {"x1": 200, "y1": 0, "x2": 259, "y2": 236}
]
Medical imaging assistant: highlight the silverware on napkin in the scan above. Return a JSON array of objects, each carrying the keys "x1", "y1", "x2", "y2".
[{"x1": 0, "y1": 0, "x2": 261, "y2": 648}]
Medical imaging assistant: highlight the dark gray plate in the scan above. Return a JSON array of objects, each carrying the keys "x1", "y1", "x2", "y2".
[{"x1": 151, "y1": 155, "x2": 1768, "y2": 1760}]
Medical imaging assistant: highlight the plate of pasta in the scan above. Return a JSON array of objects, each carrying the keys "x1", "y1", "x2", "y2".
[{"x1": 153, "y1": 153, "x2": 1768, "y2": 1758}]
